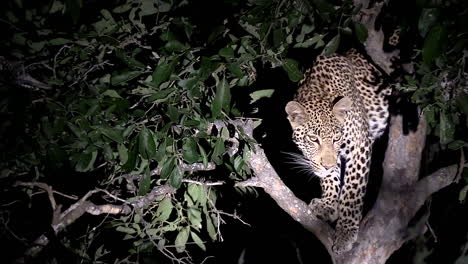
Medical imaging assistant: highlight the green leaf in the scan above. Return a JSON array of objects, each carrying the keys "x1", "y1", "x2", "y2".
[
  {"x1": 296, "y1": 24, "x2": 314, "y2": 43},
  {"x1": 440, "y1": 110, "x2": 455, "y2": 145},
  {"x1": 152, "y1": 58, "x2": 177, "y2": 88},
  {"x1": 112, "y1": 3, "x2": 132, "y2": 13},
  {"x1": 422, "y1": 24, "x2": 446, "y2": 65},
  {"x1": 354, "y1": 22, "x2": 368, "y2": 43},
  {"x1": 134, "y1": 214, "x2": 141, "y2": 224},
  {"x1": 212, "y1": 138, "x2": 225, "y2": 165},
  {"x1": 12, "y1": 33, "x2": 26, "y2": 45},
  {"x1": 282, "y1": 58, "x2": 303, "y2": 82},
  {"x1": 191, "y1": 231, "x2": 206, "y2": 251},
  {"x1": 138, "y1": 166, "x2": 151, "y2": 195},
  {"x1": 147, "y1": 88, "x2": 175, "y2": 103},
  {"x1": 250, "y1": 89, "x2": 274, "y2": 103},
  {"x1": 154, "y1": 138, "x2": 167, "y2": 162},
  {"x1": 122, "y1": 140, "x2": 138, "y2": 171},
  {"x1": 183, "y1": 138, "x2": 199, "y2": 163},
  {"x1": 116, "y1": 49, "x2": 145, "y2": 69},
  {"x1": 116, "y1": 226, "x2": 136, "y2": 234},
  {"x1": 111, "y1": 70, "x2": 142, "y2": 86},
  {"x1": 188, "y1": 183, "x2": 201, "y2": 203},
  {"x1": 211, "y1": 78, "x2": 231, "y2": 118},
  {"x1": 155, "y1": 197, "x2": 173, "y2": 222},
  {"x1": 459, "y1": 185, "x2": 468, "y2": 203},
  {"x1": 418, "y1": 8, "x2": 439, "y2": 37},
  {"x1": 65, "y1": 0, "x2": 82, "y2": 24},
  {"x1": 67, "y1": 122, "x2": 83, "y2": 139},
  {"x1": 206, "y1": 213, "x2": 217, "y2": 241},
  {"x1": 227, "y1": 63, "x2": 243, "y2": 78},
  {"x1": 198, "y1": 144, "x2": 208, "y2": 167},
  {"x1": 49, "y1": 38, "x2": 71, "y2": 45},
  {"x1": 138, "y1": 127, "x2": 157, "y2": 159},
  {"x1": 175, "y1": 227, "x2": 190, "y2": 253},
  {"x1": 165, "y1": 40, "x2": 188, "y2": 52},
  {"x1": 188, "y1": 208, "x2": 202, "y2": 230},
  {"x1": 448, "y1": 140, "x2": 466, "y2": 150},
  {"x1": 169, "y1": 166, "x2": 183, "y2": 188},
  {"x1": 199, "y1": 57, "x2": 218, "y2": 81},
  {"x1": 322, "y1": 34, "x2": 340, "y2": 55},
  {"x1": 75, "y1": 150, "x2": 97, "y2": 172},
  {"x1": 118, "y1": 144, "x2": 128, "y2": 164},
  {"x1": 456, "y1": 93, "x2": 468, "y2": 116},
  {"x1": 312, "y1": 0, "x2": 335, "y2": 22},
  {"x1": 101, "y1": 128, "x2": 124, "y2": 143},
  {"x1": 424, "y1": 105, "x2": 436, "y2": 128},
  {"x1": 160, "y1": 157, "x2": 175, "y2": 179},
  {"x1": 167, "y1": 105, "x2": 181, "y2": 123},
  {"x1": 219, "y1": 46, "x2": 234, "y2": 58},
  {"x1": 233, "y1": 155, "x2": 244, "y2": 174},
  {"x1": 239, "y1": 21, "x2": 260, "y2": 39}
]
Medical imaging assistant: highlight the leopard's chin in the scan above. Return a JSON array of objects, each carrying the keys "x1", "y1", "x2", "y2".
[{"x1": 313, "y1": 167, "x2": 335, "y2": 178}]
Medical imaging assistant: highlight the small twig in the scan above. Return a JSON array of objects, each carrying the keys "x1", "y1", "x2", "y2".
[
  {"x1": 182, "y1": 179, "x2": 225, "y2": 186},
  {"x1": 426, "y1": 221, "x2": 438, "y2": 243},
  {"x1": 207, "y1": 188, "x2": 223, "y2": 242},
  {"x1": 69, "y1": 61, "x2": 113, "y2": 87},
  {"x1": 53, "y1": 45, "x2": 70, "y2": 79},
  {"x1": 96, "y1": 189, "x2": 130, "y2": 204},
  {"x1": 124, "y1": 162, "x2": 217, "y2": 183},
  {"x1": 0, "y1": 18, "x2": 24, "y2": 31},
  {"x1": 213, "y1": 210, "x2": 251, "y2": 227},
  {"x1": 14, "y1": 181, "x2": 57, "y2": 210}
]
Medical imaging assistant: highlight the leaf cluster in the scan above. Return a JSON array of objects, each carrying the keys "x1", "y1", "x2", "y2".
[{"x1": 0, "y1": 0, "x2": 370, "y2": 261}]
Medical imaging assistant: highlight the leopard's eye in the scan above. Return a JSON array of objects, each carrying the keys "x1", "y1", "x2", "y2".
[
  {"x1": 307, "y1": 135, "x2": 320, "y2": 144},
  {"x1": 333, "y1": 133, "x2": 342, "y2": 142}
]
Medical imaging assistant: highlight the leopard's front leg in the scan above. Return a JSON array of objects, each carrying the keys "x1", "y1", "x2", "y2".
[
  {"x1": 309, "y1": 162, "x2": 341, "y2": 222},
  {"x1": 332, "y1": 141, "x2": 371, "y2": 254}
]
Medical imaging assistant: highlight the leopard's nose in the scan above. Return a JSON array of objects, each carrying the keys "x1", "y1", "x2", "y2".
[{"x1": 323, "y1": 164, "x2": 334, "y2": 170}]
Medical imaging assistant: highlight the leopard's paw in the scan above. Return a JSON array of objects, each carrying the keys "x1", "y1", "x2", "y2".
[
  {"x1": 332, "y1": 227, "x2": 358, "y2": 254},
  {"x1": 309, "y1": 198, "x2": 338, "y2": 222}
]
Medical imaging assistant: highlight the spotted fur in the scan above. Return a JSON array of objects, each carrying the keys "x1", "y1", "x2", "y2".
[{"x1": 285, "y1": 50, "x2": 390, "y2": 253}]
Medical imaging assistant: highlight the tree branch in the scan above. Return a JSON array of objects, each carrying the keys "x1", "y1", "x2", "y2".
[
  {"x1": 15, "y1": 182, "x2": 175, "y2": 261},
  {"x1": 235, "y1": 122, "x2": 335, "y2": 256},
  {"x1": 352, "y1": 0, "x2": 399, "y2": 75},
  {"x1": 410, "y1": 164, "x2": 458, "y2": 216}
]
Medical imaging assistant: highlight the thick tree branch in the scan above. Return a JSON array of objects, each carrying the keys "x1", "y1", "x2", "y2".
[
  {"x1": 352, "y1": 0, "x2": 399, "y2": 75},
  {"x1": 234, "y1": 120, "x2": 336, "y2": 255},
  {"x1": 236, "y1": 146, "x2": 335, "y2": 255},
  {"x1": 411, "y1": 165, "x2": 458, "y2": 215}
]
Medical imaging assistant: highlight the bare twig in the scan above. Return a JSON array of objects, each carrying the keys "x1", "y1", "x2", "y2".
[
  {"x1": 182, "y1": 179, "x2": 225, "y2": 186},
  {"x1": 14, "y1": 182, "x2": 57, "y2": 210}
]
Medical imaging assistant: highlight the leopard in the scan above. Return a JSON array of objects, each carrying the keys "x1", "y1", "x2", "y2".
[{"x1": 285, "y1": 49, "x2": 391, "y2": 254}]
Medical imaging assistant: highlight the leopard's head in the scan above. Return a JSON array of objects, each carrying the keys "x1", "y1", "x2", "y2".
[{"x1": 285, "y1": 97, "x2": 351, "y2": 177}]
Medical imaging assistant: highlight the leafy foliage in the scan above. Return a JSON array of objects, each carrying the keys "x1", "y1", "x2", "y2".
[
  {"x1": 395, "y1": 0, "x2": 468, "y2": 150},
  {"x1": 0, "y1": 0, "x2": 364, "y2": 262}
]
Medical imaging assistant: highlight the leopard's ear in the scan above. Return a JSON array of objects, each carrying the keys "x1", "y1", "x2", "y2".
[
  {"x1": 332, "y1": 96, "x2": 352, "y2": 124},
  {"x1": 285, "y1": 101, "x2": 308, "y2": 128}
]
